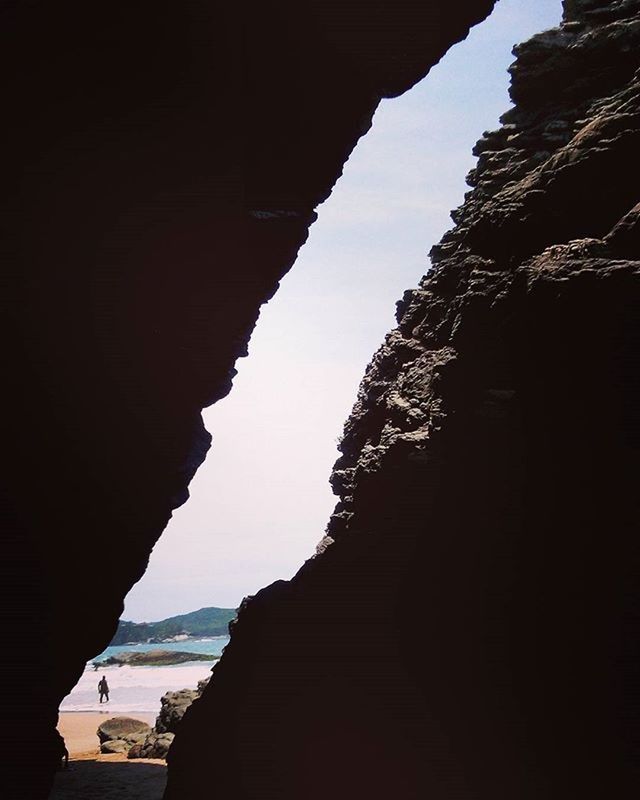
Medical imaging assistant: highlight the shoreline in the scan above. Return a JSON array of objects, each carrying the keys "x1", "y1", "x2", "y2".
[
  {"x1": 58, "y1": 708, "x2": 158, "y2": 720},
  {"x1": 60, "y1": 659, "x2": 215, "y2": 715}
]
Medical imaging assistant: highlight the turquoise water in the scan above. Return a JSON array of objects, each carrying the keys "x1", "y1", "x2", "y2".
[{"x1": 96, "y1": 636, "x2": 230, "y2": 661}]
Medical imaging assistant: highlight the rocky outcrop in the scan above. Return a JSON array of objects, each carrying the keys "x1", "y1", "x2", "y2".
[
  {"x1": 3, "y1": 2, "x2": 501, "y2": 796},
  {"x1": 166, "y1": 3, "x2": 640, "y2": 798},
  {"x1": 94, "y1": 650, "x2": 217, "y2": 667},
  {"x1": 155, "y1": 687, "x2": 202, "y2": 735},
  {"x1": 129, "y1": 677, "x2": 210, "y2": 761},
  {"x1": 128, "y1": 732, "x2": 176, "y2": 761},
  {"x1": 95, "y1": 680, "x2": 210, "y2": 759},
  {"x1": 99, "y1": 739, "x2": 132, "y2": 755},
  {"x1": 97, "y1": 717, "x2": 152, "y2": 755}
]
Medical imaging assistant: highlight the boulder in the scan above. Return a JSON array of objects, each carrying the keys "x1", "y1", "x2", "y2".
[
  {"x1": 128, "y1": 732, "x2": 175, "y2": 760},
  {"x1": 155, "y1": 689, "x2": 199, "y2": 734},
  {"x1": 97, "y1": 717, "x2": 152, "y2": 744},
  {"x1": 100, "y1": 739, "x2": 129, "y2": 754},
  {"x1": 127, "y1": 744, "x2": 144, "y2": 759},
  {"x1": 129, "y1": 678, "x2": 210, "y2": 761},
  {"x1": 123, "y1": 732, "x2": 148, "y2": 746}
]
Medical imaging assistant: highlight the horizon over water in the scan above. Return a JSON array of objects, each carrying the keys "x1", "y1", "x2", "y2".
[{"x1": 60, "y1": 636, "x2": 230, "y2": 715}]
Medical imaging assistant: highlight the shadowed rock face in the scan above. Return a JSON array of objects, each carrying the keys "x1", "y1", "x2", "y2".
[
  {"x1": 166, "y1": 2, "x2": 640, "y2": 798},
  {"x1": 1, "y1": 1, "x2": 498, "y2": 797}
]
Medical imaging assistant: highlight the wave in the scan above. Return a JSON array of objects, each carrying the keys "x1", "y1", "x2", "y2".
[{"x1": 61, "y1": 662, "x2": 215, "y2": 716}]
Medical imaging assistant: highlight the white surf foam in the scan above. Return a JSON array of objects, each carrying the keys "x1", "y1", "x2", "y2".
[{"x1": 60, "y1": 661, "x2": 216, "y2": 715}]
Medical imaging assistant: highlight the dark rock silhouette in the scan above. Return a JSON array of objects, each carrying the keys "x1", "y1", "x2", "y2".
[
  {"x1": 3, "y1": 0, "x2": 638, "y2": 797},
  {"x1": 165, "y1": 2, "x2": 640, "y2": 798},
  {"x1": 2, "y1": 2, "x2": 498, "y2": 796}
]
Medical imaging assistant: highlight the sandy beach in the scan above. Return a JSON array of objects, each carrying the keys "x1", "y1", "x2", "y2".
[
  {"x1": 48, "y1": 641, "x2": 220, "y2": 796},
  {"x1": 50, "y1": 712, "x2": 166, "y2": 799},
  {"x1": 58, "y1": 711, "x2": 158, "y2": 756}
]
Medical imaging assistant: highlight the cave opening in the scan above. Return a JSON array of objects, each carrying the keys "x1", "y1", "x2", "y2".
[
  {"x1": 122, "y1": 0, "x2": 563, "y2": 623},
  {"x1": 50, "y1": 0, "x2": 566, "y2": 794}
]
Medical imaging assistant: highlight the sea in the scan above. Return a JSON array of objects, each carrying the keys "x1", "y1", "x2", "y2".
[{"x1": 60, "y1": 636, "x2": 230, "y2": 716}]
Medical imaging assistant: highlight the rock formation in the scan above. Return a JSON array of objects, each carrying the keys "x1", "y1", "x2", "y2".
[
  {"x1": 154, "y1": 681, "x2": 210, "y2": 735},
  {"x1": 128, "y1": 732, "x2": 176, "y2": 761},
  {"x1": 4, "y1": 2, "x2": 503, "y2": 796},
  {"x1": 97, "y1": 717, "x2": 152, "y2": 755},
  {"x1": 94, "y1": 650, "x2": 218, "y2": 667},
  {"x1": 129, "y1": 678, "x2": 210, "y2": 760},
  {"x1": 165, "y1": 3, "x2": 640, "y2": 798}
]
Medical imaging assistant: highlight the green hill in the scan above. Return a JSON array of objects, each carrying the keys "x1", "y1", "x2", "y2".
[{"x1": 110, "y1": 606, "x2": 237, "y2": 645}]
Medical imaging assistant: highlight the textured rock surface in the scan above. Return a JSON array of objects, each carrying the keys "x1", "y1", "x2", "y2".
[
  {"x1": 100, "y1": 739, "x2": 131, "y2": 755},
  {"x1": 128, "y1": 676, "x2": 209, "y2": 760},
  {"x1": 155, "y1": 689, "x2": 199, "y2": 735},
  {"x1": 97, "y1": 718, "x2": 152, "y2": 745},
  {"x1": 167, "y1": 3, "x2": 640, "y2": 798},
  {"x1": 128, "y1": 732, "x2": 175, "y2": 761},
  {"x1": 1, "y1": 2, "x2": 497, "y2": 796},
  {"x1": 97, "y1": 718, "x2": 152, "y2": 755}
]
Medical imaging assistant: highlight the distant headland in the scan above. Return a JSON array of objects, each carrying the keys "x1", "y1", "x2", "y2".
[{"x1": 109, "y1": 606, "x2": 238, "y2": 646}]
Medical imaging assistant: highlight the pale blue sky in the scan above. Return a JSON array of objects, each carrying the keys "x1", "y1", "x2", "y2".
[{"x1": 124, "y1": 0, "x2": 563, "y2": 621}]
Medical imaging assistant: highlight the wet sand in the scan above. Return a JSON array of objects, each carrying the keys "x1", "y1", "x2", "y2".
[{"x1": 50, "y1": 713, "x2": 165, "y2": 799}]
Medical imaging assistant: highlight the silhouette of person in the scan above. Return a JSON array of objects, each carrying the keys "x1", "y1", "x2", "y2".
[
  {"x1": 98, "y1": 675, "x2": 109, "y2": 703},
  {"x1": 53, "y1": 730, "x2": 69, "y2": 770}
]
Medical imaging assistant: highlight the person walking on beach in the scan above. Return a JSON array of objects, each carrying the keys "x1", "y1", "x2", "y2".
[{"x1": 98, "y1": 675, "x2": 109, "y2": 703}]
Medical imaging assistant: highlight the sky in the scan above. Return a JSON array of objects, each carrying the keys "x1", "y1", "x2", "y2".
[{"x1": 123, "y1": 0, "x2": 563, "y2": 622}]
